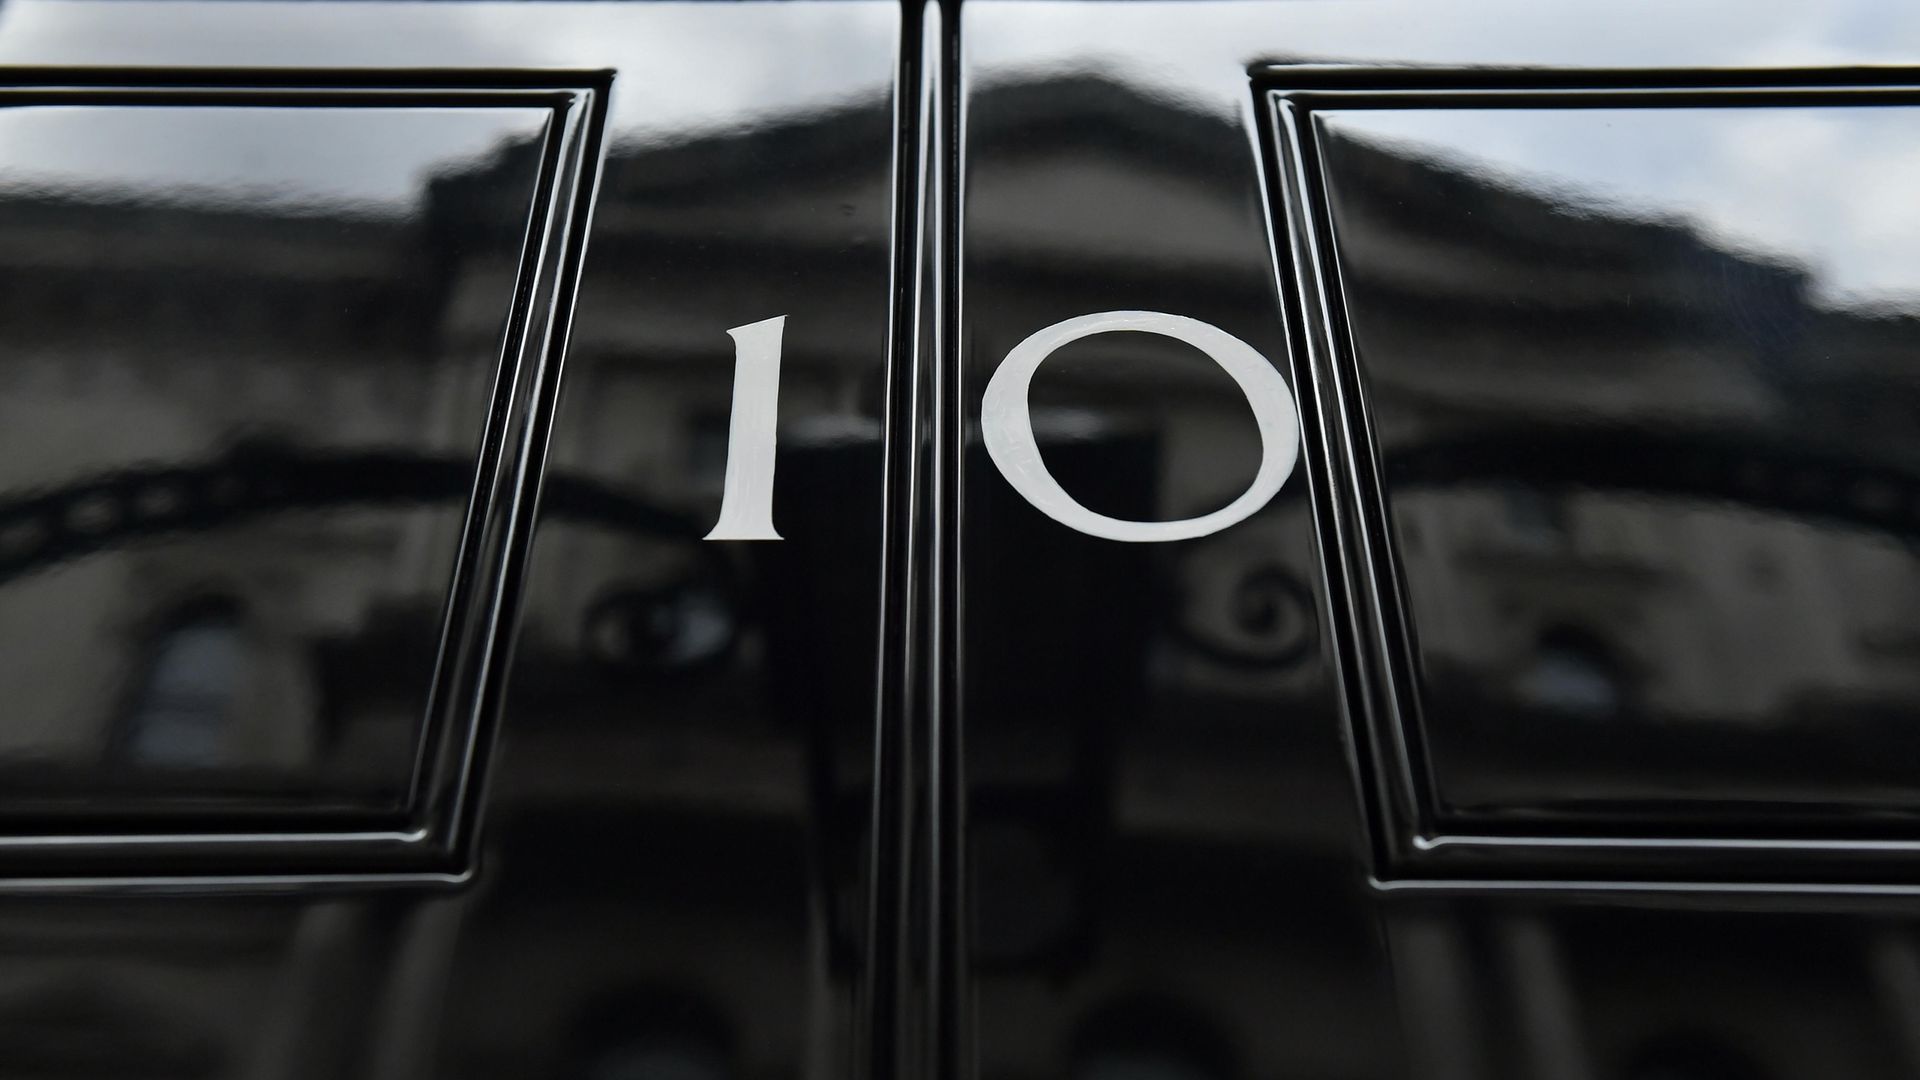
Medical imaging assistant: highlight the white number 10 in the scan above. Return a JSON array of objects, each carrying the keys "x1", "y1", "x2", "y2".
[{"x1": 703, "y1": 310, "x2": 1300, "y2": 543}]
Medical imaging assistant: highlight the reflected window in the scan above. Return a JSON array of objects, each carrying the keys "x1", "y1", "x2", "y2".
[
  {"x1": 120, "y1": 597, "x2": 248, "y2": 768},
  {"x1": 1070, "y1": 998, "x2": 1235, "y2": 1080},
  {"x1": 1622, "y1": 1031, "x2": 1767, "y2": 1080},
  {"x1": 583, "y1": 576, "x2": 737, "y2": 675},
  {"x1": 686, "y1": 411, "x2": 733, "y2": 492},
  {"x1": 1503, "y1": 486, "x2": 1568, "y2": 551},
  {"x1": 588, "y1": 1044, "x2": 730, "y2": 1080},
  {"x1": 1512, "y1": 626, "x2": 1626, "y2": 720},
  {"x1": 572, "y1": 987, "x2": 735, "y2": 1080},
  {"x1": 1077, "y1": 1053, "x2": 1222, "y2": 1080}
]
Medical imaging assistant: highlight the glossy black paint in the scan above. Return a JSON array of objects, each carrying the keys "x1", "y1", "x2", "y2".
[
  {"x1": 959, "y1": 5, "x2": 1920, "y2": 1079},
  {"x1": 0, "y1": 101, "x2": 545, "y2": 821},
  {"x1": 956, "y1": 45, "x2": 1399, "y2": 1080},
  {"x1": 1284, "y1": 87, "x2": 1920, "y2": 885},
  {"x1": 0, "y1": 76, "x2": 608, "y2": 881},
  {"x1": 0, "y1": 1, "x2": 1917, "y2": 1079},
  {"x1": 0, "y1": 3, "x2": 898, "y2": 1074}
]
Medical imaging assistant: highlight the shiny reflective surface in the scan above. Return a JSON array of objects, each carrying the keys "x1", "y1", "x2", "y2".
[
  {"x1": 2, "y1": 1, "x2": 1920, "y2": 1078},
  {"x1": 474, "y1": 39, "x2": 896, "y2": 1071},
  {"x1": 960, "y1": 3, "x2": 1920, "y2": 1079},
  {"x1": 0, "y1": 102, "x2": 550, "y2": 821},
  {"x1": 957, "y1": 44, "x2": 1400, "y2": 1080},
  {"x1": 0, "y1": 1, "x2": 900, "y2": 1074},
  {"x1": 1380, "y1": 897, "x2": 1920, "y2": 1080},
  {"x1": 1313, "y1": 103, "x2": 1920, "y2": 836}
]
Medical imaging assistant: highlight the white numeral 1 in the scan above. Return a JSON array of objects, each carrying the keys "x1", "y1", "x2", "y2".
[{"x1": 704, "y1": 316, "x2": 786, "y2": 541}]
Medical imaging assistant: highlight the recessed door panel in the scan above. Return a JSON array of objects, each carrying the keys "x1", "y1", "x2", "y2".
[
  {"x1": 0, "y1": 102, "x2": 549, "y2": 822},
  {"x1": 1271, "y1": 86, "x2": 1920, "y2": 885},
  {"x1": 1317, "y1": 102, "x2": 1920, "y2": 831}
]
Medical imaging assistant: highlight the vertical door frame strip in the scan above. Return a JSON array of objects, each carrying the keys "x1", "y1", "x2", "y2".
[{"x1": 863, "y1": 1, "x2": 965, "y2": 1077}]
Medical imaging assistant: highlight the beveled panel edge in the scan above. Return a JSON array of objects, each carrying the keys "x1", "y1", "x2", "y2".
[
  {"x1": 1254, "y1": 72, "x2": 1920, "y2": 891},
  {"x1": 0, "y1": 72, "x2": 613, "y2": 886}
]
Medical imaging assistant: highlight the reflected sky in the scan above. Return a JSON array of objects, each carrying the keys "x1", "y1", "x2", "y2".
[
  {"x1": 0, "y1": 0, "x2": 895, "y2": 187},
  {"x1": 960, "y1": 0, "x2": 1920, "y2": 314},
  {"x1": 0, "y1": 105, "x2": 546, "y2": 212},
  {"x1": 1320, "y1": 106, "x2": 1920, "y2": 310},
  {"x1": 966, "y1": 0, "x2": 1920, "y2": 106}
]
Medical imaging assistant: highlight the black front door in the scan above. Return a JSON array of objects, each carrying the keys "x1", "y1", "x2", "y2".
[{"x1": 0, "y1": 3, "x2": 1918, "y2": 1079}]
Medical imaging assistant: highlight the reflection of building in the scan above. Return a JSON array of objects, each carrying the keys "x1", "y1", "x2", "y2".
[
  {"x1": 0, "y1": 96, "x2": 895, "y2": 1078},
  {"x1": 3, "y1": 74, "x2": 1919, "y2": 1080},
  {"x1": 1320, "y1": 128, "x2": 1920, "y2": 730},
  {"x1": 1311, "y1": 116, "x2": 1920, "y2": 1079},
  {"x1": 0, "y1": 181, "x2": 511, "y2": 801}
]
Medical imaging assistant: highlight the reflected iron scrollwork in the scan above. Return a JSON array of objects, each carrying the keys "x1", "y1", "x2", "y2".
[
  {"x1": 0, "y1": 100, "x2": 556, "y2": 820},
  {"x1": 5, "y1": 2, "x2": 1920, "y2": 1079}
]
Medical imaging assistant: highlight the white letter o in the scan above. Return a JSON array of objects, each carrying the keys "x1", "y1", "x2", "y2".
[{"x1": 981, "y1": 311, "x2": 1299, "y2": 543}]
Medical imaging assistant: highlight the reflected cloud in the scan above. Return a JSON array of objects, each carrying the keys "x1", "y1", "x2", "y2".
[
  {"x1": 0, "y1": 106, "x2": 546, "y2": 215},
  {"x1": 0, "y1": 1, "x2": 896, "y2": 148},
  {"x1": 1326, "y1": 107, "x2": 1920, "y2": 309}
]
